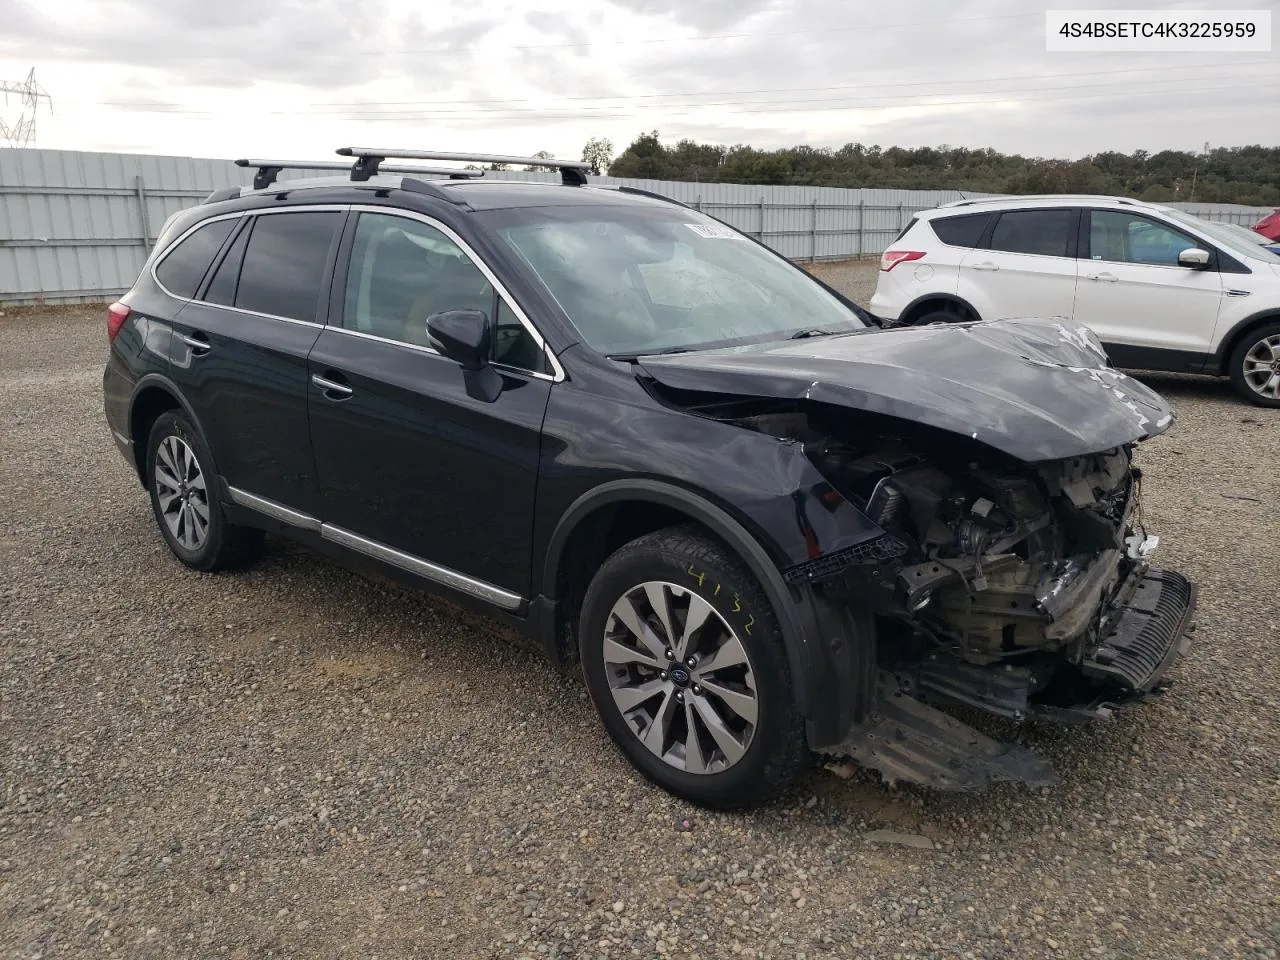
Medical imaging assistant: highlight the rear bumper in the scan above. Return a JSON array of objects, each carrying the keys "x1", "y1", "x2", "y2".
[
  {"x1": 867, "y1": 289, "x2": 902, "y2": 320},
  {"x1": 102, "y1": 363, "x2": 135, "y2": 468}
]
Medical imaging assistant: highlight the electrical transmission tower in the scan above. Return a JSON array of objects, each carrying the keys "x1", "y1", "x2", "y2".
[{"x1": 0, "y1": 68, "x2": 53, "y2": 147}]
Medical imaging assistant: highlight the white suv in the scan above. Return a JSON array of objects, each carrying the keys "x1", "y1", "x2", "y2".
[{"x1": 870, "y1": 195, "x2": 1280, "y2": 406}]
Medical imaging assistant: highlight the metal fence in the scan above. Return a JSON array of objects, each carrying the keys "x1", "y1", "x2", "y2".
[{"x1": 1, "y1": 147, "x2": 1274, "y2": 305}]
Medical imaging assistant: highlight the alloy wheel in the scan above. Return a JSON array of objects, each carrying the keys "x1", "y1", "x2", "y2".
[
  {"x1": 1241, "y1": 334, "x2": 1280, "y2": 399},
  {"x1": 153, "y1": 435, "x2": 210, "y2": 551},
  {"x1": 602, "y1": 581, "x2": 758, "y2": 775}
]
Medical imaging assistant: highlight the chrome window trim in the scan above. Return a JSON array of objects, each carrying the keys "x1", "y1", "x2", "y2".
[
  {"x1": 325, "y1": 324, "x2": 447, "y2": 358},
  {"x1": 227, "y1": 487, "x2": 524, "y2": 611},
  {"x1": 344, "y1": 205, "x2": 565, "y2": 382},
  {"x1": 322, "y1": 326, "x2": 557, "y2": 382},
  {"x1": 321, "y1": 523, "x2": 524, "y2": 611},
  {"x1": 150, "y1": 202, "x2": 566, "y2": 381},
  {"x1": 227, "y1": 486, "x2": 322, "y2": 532}
]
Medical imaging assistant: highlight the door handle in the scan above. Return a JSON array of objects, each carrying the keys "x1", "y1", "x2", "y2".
[
  {"x1": 971, "y1": 261, "x2": 1000, "y2": 272},
  {"x1": 311, "y1": 373, "x2": 353, "y2": 399},
  {"x1": 1088, "y1": 272, "x2": 1118, "y2": 282},
  {"x1": 180, "y1": 333, "x2": 211, "y2": 355}
]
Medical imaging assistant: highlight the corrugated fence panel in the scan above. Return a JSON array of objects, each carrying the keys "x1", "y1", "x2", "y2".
[
  {"x1": 1164, "y1": 201, "x2": 1275, "y2": 225},
  {"x1": 2, "y1": 147, "x2": 1274, "y2": 304}
]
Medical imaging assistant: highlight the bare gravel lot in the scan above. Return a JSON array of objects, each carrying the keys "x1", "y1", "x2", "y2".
[{"x1": 2, "y1": 273, "x2": 1279, "y2": 959}]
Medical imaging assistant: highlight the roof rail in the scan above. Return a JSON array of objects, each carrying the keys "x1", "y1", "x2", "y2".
[
  {"x1": 336, "y1": 147, "x2": 593, "y2": 186},
  {"x1": 615, "y1": 186, "x2": 689, "y2": 208},
  {"x1": 234, "y1": 158, "x2": 485, "y2": 191},
  {"x1": 941, "y1": 194, "x2": 1141, "y2": 209}
]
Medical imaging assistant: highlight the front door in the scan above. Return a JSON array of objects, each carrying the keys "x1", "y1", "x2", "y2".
[
  {"x1": 1073, "y1": 209, "x2": 1224, "y2": 361},
  {"x1": 307, "y1": 210, "x2": 553, "y2": 602}
]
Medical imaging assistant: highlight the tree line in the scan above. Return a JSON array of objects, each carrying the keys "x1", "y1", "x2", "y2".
[{"x1": 595, "y1": 132, "x2": 1280, "y2": 206}]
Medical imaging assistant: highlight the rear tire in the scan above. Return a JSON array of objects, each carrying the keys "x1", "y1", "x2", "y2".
[
  {"x1": 1228, "y1": 321, "x2": 1280, "y2": 407},
  {"x1": 579, "y1": 525, "x2": 807, "y2": 809},
  {"x1": 914, "y1": 306, "x2": 973, "y2": 326},
  {"x1": 145, "y1": 411, "x2": 264, "y2": 571}
]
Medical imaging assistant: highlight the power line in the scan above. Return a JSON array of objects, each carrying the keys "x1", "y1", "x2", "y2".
[
  {"x1": 71, "y1": 76, "x2": 1279, "y2": 123},
  {"x1": 0, "y1": 67, "x2": 52, "y2": 147},
  {"x1": 76, "y1": 59, "x2": 1275, "y2": 112}
]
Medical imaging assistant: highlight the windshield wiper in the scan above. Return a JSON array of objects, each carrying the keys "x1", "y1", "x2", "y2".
[
  {"x1": 608, "y1": 345, "x2": 694, "y2": 361},
  {"x1": 788, "y1": 327, "x2": 846, "y2": 340}
]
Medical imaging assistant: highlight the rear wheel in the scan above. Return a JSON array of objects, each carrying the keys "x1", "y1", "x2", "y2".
[
  {"x1": 579, "y1": 526, "x2": 807, "y2": 809},
  {"x1": 146, "y1": 411, "x2": 263, "y2": 571},
  {"x1": 1228, "y1": 321, "x2": 1280, "y2": 407},
  {"x1": 914, "y1": 305, "x2": 974, "y2": 325}
]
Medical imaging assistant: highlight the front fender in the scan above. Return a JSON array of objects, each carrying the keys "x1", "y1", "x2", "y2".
[{"x1": 541, "y1": 475, "x2": 880, "y2": 745}]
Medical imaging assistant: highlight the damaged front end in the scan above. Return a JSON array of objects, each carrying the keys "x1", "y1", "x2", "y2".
[
  {"x1": 794, "y1": 423, "x2": 1194, "y2": 789},
  {"x1": 637, "y1": 318, "x2": 1197, "y2": 791},
  {"x1": 684, "y1": 399, "x2": 1194, "y2": 791}
]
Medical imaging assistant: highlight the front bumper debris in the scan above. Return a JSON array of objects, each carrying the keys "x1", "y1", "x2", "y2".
[
  {"x1": 825, "y1": 673, "x2": 1055, "y2": 792},
  {"x1": 1083, "y1": 567, "x2": 1196, "y2": 693},
  {"x1": 825, "y1": 565, "x2": 1197, "y2": 791}
]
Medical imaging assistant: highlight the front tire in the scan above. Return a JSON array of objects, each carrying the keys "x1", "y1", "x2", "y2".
[
  {"x1": 579, "y1": 526, "x2": 807, "y2": 809},
  {"x1": 1228, "y1": 321, "x2": 1280, "y2": 407},
  {"x1": 145, "y1": 411, "x2": 263, "y2": 571}
]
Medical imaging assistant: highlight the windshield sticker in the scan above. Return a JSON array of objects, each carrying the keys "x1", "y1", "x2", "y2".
[{"x1": 686, "y1": 223, "x2": 743, "y2": 240}]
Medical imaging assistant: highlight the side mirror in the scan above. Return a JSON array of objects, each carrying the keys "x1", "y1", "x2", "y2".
[
  {"x1": 426, "y1": 309, "x2": 490, "y2": 370},
  {"x1": 1178, "y1": 247, "x2": 1211, "y2": 268}
]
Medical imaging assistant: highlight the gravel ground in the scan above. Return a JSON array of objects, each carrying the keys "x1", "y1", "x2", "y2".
[{"x1": 2, "y1": 281, "x2": 1278, "y2": 959}]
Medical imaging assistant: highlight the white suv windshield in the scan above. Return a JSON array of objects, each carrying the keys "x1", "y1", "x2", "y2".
[
  {"x1": 1165, "y1": 209, "x2": 1280, "y2": 263},
  {"x1": 481, "y1": 205, "x2": 864, "y2": 356}
]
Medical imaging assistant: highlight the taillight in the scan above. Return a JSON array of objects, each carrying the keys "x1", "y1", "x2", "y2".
[
  {"x1": 107, "y1": 302, "x2": 131, "y2": 343},
  {"x1": 880, "y1": 250, "x2": 926, "y2": 272}
]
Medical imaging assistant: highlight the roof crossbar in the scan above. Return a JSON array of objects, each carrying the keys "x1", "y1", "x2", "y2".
[
  {"x1": 233, "y1": 158, "x2": 484, "y2": 190},
  {"x1": 337, "y1": 147, "x2": 593, "y2": 186}
]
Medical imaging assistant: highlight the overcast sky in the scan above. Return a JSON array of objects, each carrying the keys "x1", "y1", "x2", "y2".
[{"x1": 1, "y1": 0, "x2": 1277, "y2": 164}]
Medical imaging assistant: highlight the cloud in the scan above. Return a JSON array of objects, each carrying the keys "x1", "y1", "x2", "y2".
[
  {"x1": 604, "y1": 0, "x2": 777, "y2": 32},
  {"x1": 0, "y1": 0, "x2": 1271, "y2": 162}
]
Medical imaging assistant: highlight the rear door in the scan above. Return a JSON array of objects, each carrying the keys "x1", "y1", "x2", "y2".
[
  {"x1": 1073, "y1": 208, "x2": 1224, "y2": 361},
  {"x1": 958, "y1": 208, "x2": 1080, "y2": 320},
  {"x1": 166, "y1": 208, "x2": 345, "y2": 517},
  {"x1": 307, "y1": 209, "x2": 553, "y2": 603}
]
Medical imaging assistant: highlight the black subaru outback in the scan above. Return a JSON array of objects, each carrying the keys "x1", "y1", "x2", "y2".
[{"x1": 103, "y1": 148, "x2": 1196, "y2": 807}]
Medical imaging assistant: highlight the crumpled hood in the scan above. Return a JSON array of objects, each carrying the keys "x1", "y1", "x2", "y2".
[{"x1": 637, "y1": 318, "x2": 1175, "y2": 462}]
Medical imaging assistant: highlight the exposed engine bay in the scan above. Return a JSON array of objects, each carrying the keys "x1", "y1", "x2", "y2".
[{"x1": 681, "y1": 396, "x2": 1197, "y2": 789}]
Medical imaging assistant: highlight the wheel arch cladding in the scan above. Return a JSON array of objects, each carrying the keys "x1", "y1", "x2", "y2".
[
  {"x1": 128, "y1": 375, "x2": 219, "y2": 488},
  {"x1": 542, "y1": 479, "x2": 830, "y2": 722},
  {"x1": 128, "y1": 384, "x2": 183, "y2": 483}
]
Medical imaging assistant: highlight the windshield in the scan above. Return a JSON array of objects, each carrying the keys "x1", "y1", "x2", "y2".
[
  {"x1": 480, "y1": 203, "x2": 865, "y2": 356},
  {"x1": 1165, "y1": 209, "x2": 1280, "y2": 263}
]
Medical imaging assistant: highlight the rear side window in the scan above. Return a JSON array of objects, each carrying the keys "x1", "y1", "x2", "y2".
[
  {"x1": 930, "y1": 213, "x2": 992, "y2": 248},
  {"x1": 235, "y1": 212, "x2": 343, "y2": 322},
  {"x1": 155, "y1": 219, "x2": 236, "y2": 299},
  {"x1": 989, "y1": 209, "x2": 1074, "y2": 258}
]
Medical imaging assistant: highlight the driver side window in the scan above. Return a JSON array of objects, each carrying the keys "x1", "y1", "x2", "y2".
[
  {"x1": 1089, "y1": 210, "x2": 1200, "y2": 267},
  {"x1": 343, "y1": 212, "x2": 545, "y2": 372},
  {"x1": 344, "y1": 213, "x2": 493, "y2": 348}
]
